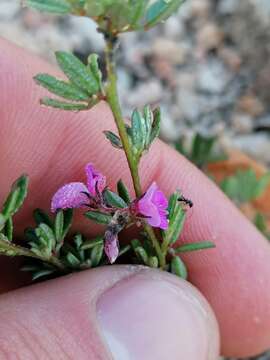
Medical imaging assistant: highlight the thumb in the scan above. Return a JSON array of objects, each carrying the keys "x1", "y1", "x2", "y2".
[{"x1": 0, "y1": 266, "x2": 219, "y2": 360}]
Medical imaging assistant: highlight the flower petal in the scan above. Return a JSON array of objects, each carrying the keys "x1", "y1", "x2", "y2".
[
  {"x1": 104, "y1": 231, "x2": 119, "y2": 264},
  {"x1": 85, "y1": 163, "x2": 106, "y2": 195},
  {"x1": 51, "y1": 182, "x2": 89, "y2": 212}
]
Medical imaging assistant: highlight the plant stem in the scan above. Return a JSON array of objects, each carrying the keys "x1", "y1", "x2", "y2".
[
  {"x1": 0, "y1": 238, "x2": 65, "y2": 271},
  {"x1": 104, "y1": 38, "x2": 165, "y2": 268}
]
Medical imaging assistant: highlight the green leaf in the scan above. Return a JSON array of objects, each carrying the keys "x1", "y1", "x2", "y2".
[
  {"x1": 134, "y1": 246, "x2": 149, "y2": 264},
  {"x1": 2, "y1": 175, "x2": 29, "y2": 222},
  {"x1": 117, "y1": 179, "x2": 131, "y2": 204},
  {"x1": 66, "y1": 252, "x2": 81, "y2": 267},
  {"x1": 103, "y1": 131, "x2": 123, "y2": 149},
  {"x1": 103, "y1": 190, "x2": 127, "y2": 209},
  {"x1": 163, "y1": 191, "x2": 186, "y2": 244},
  {"x1": 221, "y1": 169, "x2": 270, "y2": 204},
  {"x1": 55, "y1": 52, "x2": 99, "y2": 96},
  {"x1": 35, "y1": 223, "x2": 56, "y2": 255},
  {"x1": 4, "y1": 218, "x2": 13, "y2": 242},
  {"x1": 81, "y1": 236, "x2": 103, "y2": 250},
  {"x1": 145, "y1": 0, "x2": 184, "y2": 29},
  {"x1": 254, "y1": 212, "x2": 267, "y2": 233},
  {"x1": 149, "y1": 107, "x2": 161, "y2": 146},
  {"x1": 91, "y1": 243, "x2": 104, "y2": 267},
  {"x1": 88, "y1": 54, "x2": 103, "y2": 91},
  {"x1": 41, "y1": 97, "x2": 89, "y2": 111},
  {"x1": 62, "y1": 209, "x2": 73, "y2": 239},
  {"x1": 131, "y1": 109, "x2": 146, "y2": 154},
  {"x1": 171, "y1": 256, "x2": 187, "y2": 279},
  {"x1": 85, "y1": 211, "x2": 112, "y2": 224},
  {"x1": 54, "y1": 210, "x2": 64, "y2": 243},
  {"x1": 34, "y1": 74, "x2": 89, "y2": 101},
  {"x1": 32, "y1": 268, "x2": 56, "y2": 281},
  {"x1": 26, "y1": 0, "x2": 72, "y2": 14},
  {"x1": 148, "y1": 256, "x2": 159, "y2": 268},
  {"x1": 129, "y1": 0, "x2": 149, "y2": 27},
  {"x1": 174, "y1": 241, "x2": 215, "y2": 253},
  {"x1": 34, "y1": 209, "x2": 53, "y2": 227}
]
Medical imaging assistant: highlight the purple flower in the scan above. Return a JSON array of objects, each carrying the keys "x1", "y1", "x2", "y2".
[
  {"x1": 51, "y1": 163, "x2": 106, "y2": 212},
  {"x1": 104, "y1": 231, "x2": 119, "y2": 264},
  {"x1": 137, "y1": 182, "x2": 168, "y2": 230}
]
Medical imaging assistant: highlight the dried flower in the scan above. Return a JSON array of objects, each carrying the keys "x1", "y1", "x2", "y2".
[
  {"x1": 51, "y1": 163, "x2": 106, "y2": 212},
  {"x1": 136, "y1": 182, "x2": 168, "y2": 230}
]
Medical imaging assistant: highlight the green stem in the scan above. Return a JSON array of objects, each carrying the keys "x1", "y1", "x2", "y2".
[
  {"x1": 104, "y1": 38, "x2": 165, "y2": 268},
  {"x1": 0, "y1": 238, "x2": 65, "y2": 271}
]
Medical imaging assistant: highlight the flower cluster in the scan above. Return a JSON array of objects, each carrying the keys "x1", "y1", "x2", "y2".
[{"x1": 51, "y1": 164, "x2": 168, "y2": 263}]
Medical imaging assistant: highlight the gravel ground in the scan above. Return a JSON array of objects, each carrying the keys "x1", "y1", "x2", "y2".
[{"x1": 1, "y1": 1, "x2": 270, "y2": 358}]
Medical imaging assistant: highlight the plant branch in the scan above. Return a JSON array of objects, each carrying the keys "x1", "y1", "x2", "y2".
[
  {"x1": 0, "y1": 237, "x2": 65, "y2": 271},
  {"x1": 104, "y1": 37, "x2": 164, "y2": 267}
]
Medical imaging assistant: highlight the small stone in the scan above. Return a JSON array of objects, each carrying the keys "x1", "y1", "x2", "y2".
[
  {"x1": 218, "y1": 0, "x2": 239, "y2": 15},
  {"x1": 191, "y1": 0, "x2": 211, "y2": 19},
  {"x1": 232, "y1": 113, "x2": 253, "y2": 134},
  {"x1": 126, "y1": 80, "x2": 163, "y2": 108},
  {"x1": 152, "y1": 38, "x2": 188, "y2": 65},
  {"x1": 232, "y1": 133, "x2": 270, "y2": 163},
  {"x1": 237, "y1": 95, "x2": 265, "y2": 117},
  {"x1": 218, "y1": 47, "x2": 242, "y2": 71},
  {"x1": 197, "y1": 59, "x2": 232, "y2": 94},
  {"x1": 197, "y1": 23, "x2": 224, "y2": 53}
]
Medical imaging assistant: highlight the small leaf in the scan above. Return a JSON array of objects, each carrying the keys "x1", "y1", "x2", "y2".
[
  {"x1": 41, "y1": 97, "x2": 89, "y2": 111},
  {"x1": 26, "y1": 0, "x2": 72, "y2": 14},
  {"x1": 131, "y1": 109, "x2": 146, "y2": 154},
  {"x1": 163, "y1": 191, "x2": 186, "y2": 244},
  {"x1": 34, "y1": 74, "x2": 89, "y2": 101},
  {"x1": 62, "y1": 209, "x2": 73, "y2": 239},
  {"x1": 171, "y1": 256, "x2": 188, "y2": 279},
  {"x1": 4, "y1": 218, "x2": 13, "y2": 242},
  {"x1": 91, "y1": 243, "x2": 104, "y2": 267},
  {"x1": 174, "y1": 241, "x2": 215, "y2": 253},
  {"x1": 34, "y1": 209, "x2": 53, "y2": 227},
  {"x1": 32, "y1": 269, "x2": 56, "y2": 281},
  {"x1": 103, "y1": 190, "x2": 127, "y2": 209},
  {"x1": 148, "y1": 256, "x2": 159, "y2": 268},
  {"x1": 35, "y1": 223, "x2": 56, "y2": 255},
  {"x1": 118, "y1": 244, "x2": 132, "y2": 257},
  {"x1": 81, "y1": 236, "x2": 103, "y2": 250},
  {"x1": 149, "y1": 107, "x2": 161, "y2": 146},
  {"x1": 55, "y1": 52, "x2": 99, "y2": 96},
  {"x1": 88, "y1": 54, "x2": 103, "y2": 91},
  {"x1": 66, "y1": 252, "x2": 81, "y2": 267},
  {"x1": 54, "y1": 210, "x2": 64, "y2": 243},
  {"x1": 117, "y1": 179, "x2": 131, "y2": 204},
  {"x1": 104, "y1": 131, "x2": 123, "y2": 149},
  {"x1": 85, "y1": 211, "x2": 112, "y2": 224},
  {"x1": 2, "y1": 175, "x2": 29, "y2": 221},
  {"x1": 134, "y1": 246, "x2": 148, "y2": 264},
  {"x1": 145, "y1": 0, "x2": 184, "y2": 29}
]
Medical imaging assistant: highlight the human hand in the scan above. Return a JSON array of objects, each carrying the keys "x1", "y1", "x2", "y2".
[{"x1": 0, "y1": 38, "x2": 270, "y2": 359}]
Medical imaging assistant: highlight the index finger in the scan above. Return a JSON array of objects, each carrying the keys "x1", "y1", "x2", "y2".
[{"x1": 1, "y1": 38, "x2": 270, "y2": 358}]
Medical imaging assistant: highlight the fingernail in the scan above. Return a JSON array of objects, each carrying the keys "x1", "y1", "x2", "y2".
[{"x1": 97, "y1": 270, "x2": 219, "y2": 360}]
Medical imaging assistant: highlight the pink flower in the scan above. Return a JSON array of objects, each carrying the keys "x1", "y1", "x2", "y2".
[
  {"x1": 51, "y1": 163, "x2": 106, "y2": 212},
  {"x1": 137, "y1": 182, "x2": 168, "y2": 230},
  {"x1": 104, "y1": 231, "x2": 119, "y2": 264}
]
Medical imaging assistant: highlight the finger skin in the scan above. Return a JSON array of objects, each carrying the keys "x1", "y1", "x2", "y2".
[
  {"x1": 0, "y1": 266, "x2": 220, "y2": 360},
  {"x1": 0, "y1": 38, "x2": 270, "y2": 357}
]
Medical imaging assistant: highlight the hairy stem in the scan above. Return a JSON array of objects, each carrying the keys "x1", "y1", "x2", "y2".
[
  {"x1": 104, "y1": 38, "x2": 165, "y2": 268},
  {"x1": 0, "y1": 238, "x2": 65, "y2": 271}
]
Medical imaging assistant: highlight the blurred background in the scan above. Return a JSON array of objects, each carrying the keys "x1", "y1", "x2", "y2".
[{"x1": 1, "y1": 0, "x2": 270, "y2": 162}]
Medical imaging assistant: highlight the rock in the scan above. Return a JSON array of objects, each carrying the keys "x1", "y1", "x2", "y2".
[
  {"x1": 191, "y1": 0, "x2": 211, "y2": 19},
  {"x1": 218, "y1": 0, "x2": 239, "y2": 15},
  {"x1": 152, "y1": 38, "x2": 188, "y2": 65},
  {"x1": 197, "y1": 23, "x2": 224, "y2": 53},
  {"x1": 231, "y1": 113, "x2": 253, "y2": 134},
  {"x1": 237, "y1": 94, "x2": 265, "y2": 117},
  {"x1": 231, "y1": 133, "x2": 270, "y2": 163},
  {"x1": 218, "y1": 47, "x2": 242, "y2": 71},
  {"x1": 197, "y1": 59, "x2": 232, "y2": 94},
  {"x1": 125, "y1": 80, "x2": 163, "y2": 108}
]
